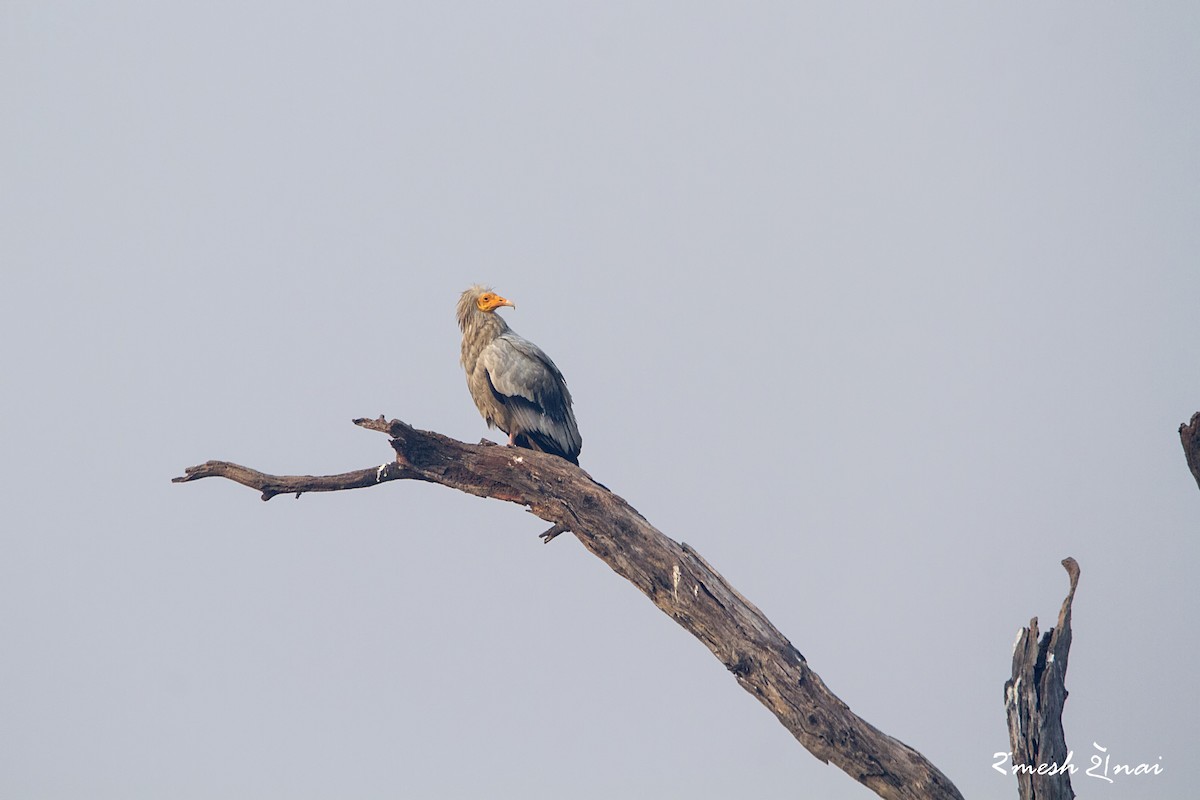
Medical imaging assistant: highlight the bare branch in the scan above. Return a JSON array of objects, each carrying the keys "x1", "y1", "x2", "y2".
[
  {"x1": 538, "y1": 522, "x2": 570, "y2": 543},
  {"x1": 1004, "y1": 558, "x2": 1080, "y2": 800},
  {"x1": 175, "y1": 416, "x2": 963, "y2": 800},
  {"x1": 1180, "y1": 412, "x2": 1200, "y2": 492},
  {"x1": 172, "y1": 459, "x2": 408, "y2": 500}
]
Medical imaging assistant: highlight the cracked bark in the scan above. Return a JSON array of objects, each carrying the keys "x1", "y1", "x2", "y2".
[
  {"x1": 1180, "y1": 412, "x2": 1200, "y2": 492},
  {"x1": 175, "y1": 416, "x2": 965, "y2": 799},
  {"x1": 1004, "y1": 558, "x2": 1080, "y2": 800}
]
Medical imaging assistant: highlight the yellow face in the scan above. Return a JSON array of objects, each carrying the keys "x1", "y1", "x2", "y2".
[{"x1": 476, "y1": 291, "x2": 515, "y2": 312}]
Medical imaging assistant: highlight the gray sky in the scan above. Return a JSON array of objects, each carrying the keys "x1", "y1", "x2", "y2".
[{"x1": 3, "y1": 2, "x2": 1198, "y2": 798}]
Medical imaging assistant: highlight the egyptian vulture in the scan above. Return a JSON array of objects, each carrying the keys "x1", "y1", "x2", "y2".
[{"x1": 457, "y1": 285, "x2": 582, "y2": 464}]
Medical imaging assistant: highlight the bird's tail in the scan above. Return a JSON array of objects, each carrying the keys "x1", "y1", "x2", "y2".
[{"x1": 515, "y1": 431, "x2": 580, "y2": 465}]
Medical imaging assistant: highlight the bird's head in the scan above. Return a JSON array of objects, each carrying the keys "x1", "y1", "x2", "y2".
[{"x1": 475, "y1": 290, "x2": 515, "y2": 313}]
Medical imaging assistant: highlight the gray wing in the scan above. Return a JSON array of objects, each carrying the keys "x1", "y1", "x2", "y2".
[{"x1": 477, "y1": 333, "x2": 581, "y2": 459}]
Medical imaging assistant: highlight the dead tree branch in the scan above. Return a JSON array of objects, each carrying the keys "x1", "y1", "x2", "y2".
[
  {"x1": 1004, "y1": 558, "x2": 1080, "y2": 800},
  {"x1": 175, "y1": 459, "x2": 410, "y2": 500},
  {"x1": 1180, "y1": 412, "x2": 1200, "y2": 492},
  {"x1": 174, "y1": 416, "x2": 963, "y2": 800}
]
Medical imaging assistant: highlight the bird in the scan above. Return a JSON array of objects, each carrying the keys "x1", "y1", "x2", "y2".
[{"x1": 457, "y1": 285, "x2": 582, "y2": 464}]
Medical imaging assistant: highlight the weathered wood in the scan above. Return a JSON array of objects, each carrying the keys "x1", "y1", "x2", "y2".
[
  {"x1": 1180, "y1": 412, "x2": 1200, "y2": 492},
  {"x1": 174, "y1": 459, "x2": 409, "y2": 500},
  {"x1": 175, "y1": 416, "x2": 964, "y2": 800},
  {"x1": 1003, "y1": 558, "x2": 1079, "y2": 800}
]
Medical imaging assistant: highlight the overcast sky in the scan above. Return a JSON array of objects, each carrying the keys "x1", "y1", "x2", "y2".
[{"x1": 2, "y1": 3, "x2": 1198, "y2": 798}]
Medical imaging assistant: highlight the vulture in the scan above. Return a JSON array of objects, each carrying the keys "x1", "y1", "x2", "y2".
[{"x1": 457, "y1": 285, "x2": 582, "y2": 464}]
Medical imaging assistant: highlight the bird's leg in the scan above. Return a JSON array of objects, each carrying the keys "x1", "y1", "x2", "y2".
[{"x1": 508, "y1": 432, "x2": 518, "y2": 446}]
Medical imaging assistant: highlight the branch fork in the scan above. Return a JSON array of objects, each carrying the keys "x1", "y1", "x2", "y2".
[{"x1": 176, "y1": 415, "x2": 970, "y2": 799}]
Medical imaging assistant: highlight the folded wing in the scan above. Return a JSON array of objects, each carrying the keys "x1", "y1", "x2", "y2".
[{"x1": 478, "y1": 333, "x2": 582, "y2": 463}]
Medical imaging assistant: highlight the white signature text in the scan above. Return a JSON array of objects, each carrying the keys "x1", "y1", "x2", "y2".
[{"x1": 993, "y1": 742, "x2": 1163, "y2": 783}]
